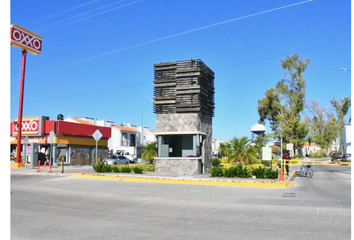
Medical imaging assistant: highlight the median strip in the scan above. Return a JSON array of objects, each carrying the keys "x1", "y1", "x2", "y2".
[{"x1": 70, "y1": 173, "x2": 295, "y2": 188}]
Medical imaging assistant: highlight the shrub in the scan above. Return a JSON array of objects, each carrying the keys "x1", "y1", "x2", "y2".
[
  {"x1": 133, "y1": 163, "x2": 155, "y2": 172},
  {"x1": 264, "y1": 168, "x2": 279, "y2": 179},
  {"x1": 92, "y1": 162, "x2": 105, "y2": 172},
  {"x1": 252, "y1": 166, "x2": 265, "y2": 179},
  {"x1": 219, "y1": 157, "x2": 228, "y2": 164},
  {"x1": 132, "y1": 166, "x2": 144, "y2": 174},
  {"x1": 223, "y1": 166, "x2": 237, "y2": 178},
  {"x1": 249, "y1": 164, "x2": 265, "y2": 170},
  {"x1": 119, "y1": 166, "x2": 131, "y2": 173},
  {"x1": 262, "y1": 161, "x2": 272, "y2": 167},
  {"x1": 210, "y1": 166, "x2": 223, "y2": 177},
  {"x1": 212, "y1": 158, "x2": 221, "y2": 167},
  {"x1": 111, "y1": 165, "x2": 120, "y2": 173},
  {"x1": 234, "y1": 164, "x2": 244, "y2": 177},
  {"x1": 253, "y1": 159, "x2": 262, "y2": 164},
  {"x1": 101, "y1": 164, "x2": 112, "y2": 173},
  {"x1": 240, "y1": 167, "x2": 252, "y2": 178},
  {"x1": 142, "y1": 164, "x2": 155, "y2": 172}
]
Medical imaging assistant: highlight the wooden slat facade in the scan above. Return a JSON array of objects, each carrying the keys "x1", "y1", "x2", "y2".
[{"x1": 153, "y1": 59, "x2": 215, "y2": 116}]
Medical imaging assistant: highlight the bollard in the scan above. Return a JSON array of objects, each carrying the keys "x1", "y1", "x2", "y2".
[
  {"x1": 61, "y1": 156, "x2": 64, "y2": 173},
  {"x1": 36, "y1": 160, "x2": 40, "y2": 172},
  {"x1": 48, "y1": 161, "x2": 52, "y2": 173}
]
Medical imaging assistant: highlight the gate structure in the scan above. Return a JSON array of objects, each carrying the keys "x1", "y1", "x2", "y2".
[{"x1": 153, "y1": 59, "x2": 215, "y2": 175}]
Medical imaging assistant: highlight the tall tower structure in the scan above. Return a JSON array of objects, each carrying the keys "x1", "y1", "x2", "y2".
[{"x1": 153, "y1": 59, "x2": 215, "y2": 175}]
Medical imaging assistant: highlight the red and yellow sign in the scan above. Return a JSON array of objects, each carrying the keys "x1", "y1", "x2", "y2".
[
  {"x1": 10, "y1": 24, "x2": 42, "y2": 55},
  {"x1": 13, "y1": 117, "x2": 40, "y2": 135}
]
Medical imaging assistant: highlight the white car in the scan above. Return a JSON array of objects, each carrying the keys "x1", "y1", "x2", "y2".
[{"x1": 116, "y1": 150, "x2": 136, "y2": 163}]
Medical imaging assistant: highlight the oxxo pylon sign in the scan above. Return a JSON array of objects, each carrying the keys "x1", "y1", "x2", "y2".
[
  {"x1": 11, "y1": 24, "x2": 42, "y2": 167},
  {"x1": 10, "y1": 24, "x2": 42, "y2": 55}
]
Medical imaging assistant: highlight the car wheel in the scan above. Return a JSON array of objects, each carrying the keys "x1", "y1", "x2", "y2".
[{"x1": 125, "y1": 162, "x2": 129, "y2": 165}]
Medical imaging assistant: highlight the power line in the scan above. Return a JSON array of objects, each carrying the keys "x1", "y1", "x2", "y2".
[
  {"x1": 37, "y1": 0, "x2": 133, "y2": 30},
  {"x1": 33, "y1": 0, "x2": 316, "y2": 73},
  {"x1": 214, "y1": 40, "x2": 351, "y2": 70},
  {"x1": 29, "y1": 0, "x2": 104, "y2": 24},
  {"x1": 11, "y1": 80, "x2": 151, "y2": 106},
  {"x1": 14, "y1": 39, "x2": 347, "y2": 106}
]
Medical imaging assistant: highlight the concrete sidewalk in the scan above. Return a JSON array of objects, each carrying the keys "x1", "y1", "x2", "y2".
[{"x1": 10, "y1": 163, "x2": 296, "y2": 188}]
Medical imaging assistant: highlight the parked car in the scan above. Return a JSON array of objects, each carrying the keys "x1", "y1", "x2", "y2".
[
  {"x1": 103, "y1": 155, "x2": 130, "y2": 165},
  {"x1": 331, "y1": 152, "x2": 342, "y2": 162},
  {"x1": 116, "y1": 150, "x2": 136, "y2": 163},
  {"x1": 341, "y1": 154, "x2": 351, "y2": 162}
]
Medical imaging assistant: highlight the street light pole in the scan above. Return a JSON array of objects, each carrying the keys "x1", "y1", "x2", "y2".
[{"x1": 280, "y1": 129, "x2": 283, "y2": 172}]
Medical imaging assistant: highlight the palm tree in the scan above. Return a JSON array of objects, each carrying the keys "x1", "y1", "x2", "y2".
[
  {"x1": 141, "y1": 142, "x2": 157, "y2": 164},
  {"x1": 218, "y1": 142, "x2": 230, "y2": 157},
  {"x1": 227, "y1": 136, "x2": 256, "y2": 165}
]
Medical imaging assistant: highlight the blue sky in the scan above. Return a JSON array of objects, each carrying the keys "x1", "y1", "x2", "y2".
[{"x1": 9, "y1": 0, "x2": 351, "y2": 140}]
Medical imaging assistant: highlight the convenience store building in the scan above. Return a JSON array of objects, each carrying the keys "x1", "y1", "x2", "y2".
[{"x1": 10, "y1": 116, "x2": 111, "y2": 166}]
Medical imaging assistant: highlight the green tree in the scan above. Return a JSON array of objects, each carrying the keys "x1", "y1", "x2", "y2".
[
  {"x1": 258, "y1": 54, "x2": 310, "y2": 153},
  {"x1": 227, "y1": 136, "x2": 256, "y2": 165},
  {"x1": 305, "y1": 100, "x2": 337, "y2": 150},
  {"x1": 141, "y1": 142, "x2": 157, "y2": 164},
  {"x1": 331, "y1": 97, "x2": 351, "y2": 153}
]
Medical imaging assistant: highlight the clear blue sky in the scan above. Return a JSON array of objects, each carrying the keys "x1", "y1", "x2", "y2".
[{"x1": 9, "y1": 0, "x2": 351, "y2": 140}]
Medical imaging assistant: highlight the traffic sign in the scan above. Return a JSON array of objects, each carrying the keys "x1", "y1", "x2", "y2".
[
  {"x1": 24, "y1": 136, "x2": 29, "y2": 144},
  {"x1": 92, "y1": 129, "x2": 102, "y2": 141},
  {"x1": 262, "y1": 147, "x2": 272, "y2": 160},
  {"x1": 286, "y1": 143, "x2": 293, "y2": 151},
  {"x1": 49, "y1": 131, "x2": 55, "y2": 144}
]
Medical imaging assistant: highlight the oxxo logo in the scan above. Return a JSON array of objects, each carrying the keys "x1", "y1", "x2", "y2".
[
  {"x1": 10, "y1": 24, "x2": 42, "y2": 55},
  {"x1": 14, "y1": 119, "x2": 39, "y2": 134}
]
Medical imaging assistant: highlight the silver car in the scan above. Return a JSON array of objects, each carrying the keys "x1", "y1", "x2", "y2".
[{"x1": 103, "y1": 155, "x2": 130, "y2": 165}]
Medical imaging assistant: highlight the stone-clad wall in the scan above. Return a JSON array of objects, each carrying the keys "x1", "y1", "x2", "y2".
[
  {"x1": 156, "y1": 113, "x2": 212, "y2": 173},
  {"x1": 155, "y1": 158, "x2": 201, "y2": 175},
  {"x1": 69, "y1": 146, "x2": 108, "y2": 165}
]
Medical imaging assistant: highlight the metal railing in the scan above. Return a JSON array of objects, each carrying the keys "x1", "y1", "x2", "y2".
[{"x1": 121, "y1": 140, "x2": 137, "y2": 147}]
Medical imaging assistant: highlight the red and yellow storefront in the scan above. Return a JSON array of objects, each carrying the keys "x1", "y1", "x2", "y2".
[{"x1": 10, "y1": 116, "x2": 111, "y2": 167}]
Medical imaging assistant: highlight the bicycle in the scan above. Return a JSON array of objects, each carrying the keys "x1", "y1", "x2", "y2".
[{"x1": 299, "y1": 164, "x2": 313, "y2": 178}]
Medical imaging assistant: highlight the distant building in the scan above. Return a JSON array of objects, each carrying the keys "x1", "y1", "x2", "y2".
[
  {"x1": 301, "y1": 143, "x2": 322, "y2": 156},
  {"x1": 343, "y1": 125, "x2": 351, "y2": 154},
  {"x1": 65, "y1": 117, "x2": 156, "y2": 162}
]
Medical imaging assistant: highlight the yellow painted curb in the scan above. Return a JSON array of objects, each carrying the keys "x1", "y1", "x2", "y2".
[{"x1": 71, "y1": 174, "x2": 294, "y2": 188}]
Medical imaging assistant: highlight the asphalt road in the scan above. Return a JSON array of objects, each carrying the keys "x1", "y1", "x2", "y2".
[{"x1": 10, "y1": 163, "x2": 351, "y2": 240}]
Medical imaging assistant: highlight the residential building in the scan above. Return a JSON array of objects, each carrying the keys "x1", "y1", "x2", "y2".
[{"x1": 65, "y1": 117, "x2": 156, "y2": 161}]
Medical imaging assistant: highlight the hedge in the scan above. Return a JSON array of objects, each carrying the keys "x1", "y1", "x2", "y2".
[
  {"x1": 92, "y1": 162, "x2": 155, "y2": 173},
  {"x1": 210, "y1": 164, "x2": 279, "y2": 179}
]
